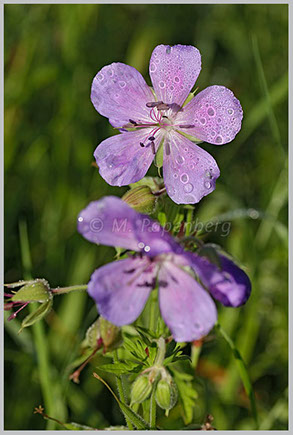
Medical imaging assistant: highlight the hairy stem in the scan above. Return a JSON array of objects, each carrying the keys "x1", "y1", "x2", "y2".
[{"x1": 113, "y1": 350, "x2": 133, "y2": 430}]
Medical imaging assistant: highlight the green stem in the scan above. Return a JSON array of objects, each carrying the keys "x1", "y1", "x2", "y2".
[
  {"x1": 149, "y1": 289, "x2": 158, "y2": 333},
  {"x1": 149, "y1": 384, "x2": 157, "y2": 429},
  {"x1": 154, "y1": 337, "x2": 166, "y2": 367},
  {"x1": 113, "y1": 350, "x2": 133, "y2": 430},
  {"x1": 19, "y1": 220, "x2": 55, "y2": 430},
  {"x1": 51, "y1": 284, "x2": 88, "y2": 295}
]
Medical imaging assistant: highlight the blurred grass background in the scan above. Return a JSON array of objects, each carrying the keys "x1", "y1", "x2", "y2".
[{"x1": 4, "y1": 3, "x2": 288, "y2": 430}]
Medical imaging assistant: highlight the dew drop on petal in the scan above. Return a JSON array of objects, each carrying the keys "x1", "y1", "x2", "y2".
[
  {"x1": 138, "y1": 242, "x2": 145, "y2": 249},
  {"x1": 215, "y1": 135, "x2": 223, "y2": 144},
  {"x1": 144, "y1": 245, "x2": 151, "y2": 252},
  {"x1": 180, "y1": 173, "x2": 189, "y2": 183},
  {"x1": 176, "y1": 155, "x2": 185, "y2": 164},
  {"x1": 200, "y1": 118, "x2": 206, "y2": 125},
  {"x1": 207, "y1": 107, "x2": 215, "y2": 116},
  {"x1": 119, "y1": 81, "x2": 126, "y2": 88},
  {"x1": 174, "y1": 76, "x2": 180, "y2": 83},
  {"x1": 204, "y1": 181, "x2": 211, "y2": 189},
  {"x1": 150, "y1": 63, "x2": 156, "y2": 72},
  {"x1": 78, "y1": 216, "x2": 83, "y2": 222},
  {"x1": 159, "y1": 81, "x2": 165, "y2": 89},
  {"x1": 184, "y1": 183, "x2": 194, "y2": 193}
]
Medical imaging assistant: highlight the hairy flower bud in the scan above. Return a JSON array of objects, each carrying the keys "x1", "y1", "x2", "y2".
[
  {"x1": 85, "y1": 316, "x2": 122, "y2": 351},
  {"x1": 131, "y1": 375, "x2": 153, "y2": 404},
  {"x1": 9, "y1": 279, "x2": 51, "y2": 303},
  {"x1": 155, "y1": 378, "x2": 178, "y2": 411},
  {"x1": 122, "y1": 185, "x2": 157, "y2": 214}
]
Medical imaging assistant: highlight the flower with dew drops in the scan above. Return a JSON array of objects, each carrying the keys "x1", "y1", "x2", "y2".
[
  {"x1": 77, "y1": 196, "x2": 251, "y2": 342},
  {"x1": 91, "y1": 44, "x2": 243, "y2": 204}
]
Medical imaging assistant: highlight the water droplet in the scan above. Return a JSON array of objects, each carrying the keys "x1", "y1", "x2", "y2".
[
  {"x1": 204, "y1": 181, "x2": 211, "y2": 189},
  {"x1": 184, "y1": 183, "x2": 193, "y2": 193},
  {"x1": 189, "y1": 163, "x2": 195, "y2": 169},
  {"x1": 180, "y1": 173, "x2": 189, "y2": 183},
  {"x1": 98, "y1": 73, "x2": 104, "y2": 81},
  {"x1": 170, "y1": 85, "x2": 174, "y2": 91},
  {"x1": 184, "y1": 147, "x2": 188, "y2": 152},
  {"x1": 207, "y1": 107, "x2": 215, "y2": 116},
  {"x1": 217, "y1": 118, "x2": 222, "y2": 123},
  {"x1": 150, "y1": 63, "x2": 156, "y2": 72},
  {"x1": 78, "y1": 216, "x2": 83, "y2": 222},
  {"x1": 211, "y1": 130, "x2": 216, "y2": 136},
  {"x1": 200, "y1": 118, "x2": 206, "y2": 125},
  {"x1": 176, "y1": 155, "x2": 185, "y2": 164},
  {"x1": 215, "y1": 136, "x2": 223, "y2": 144},
  {"x1": 159, "y1": 81, "x2": 165, "y2": 88},
  {"x1": 173, "y1": 173, "x2": 178, "y2": 179},
  {"x1": 155, "y1": 58, "x2": 160, "y2": 64},
  {"x1": 174, "y1": 76, "x2": 180, "y2": 83},
  {"x1": 138, "y1": 242, "x2": 145, "y2": 249},
  {"x1": 166, "y1": 46, "x2": 171, "y2": 54},
  {"x1": 205, "y1": 170, "x2": 211, "y2": 178},
  {"x1": 144, "y1": 245, "x2": 151, "y2": 252},
  {"x1": 119, "y1": 81, "x2": 126, "y2": 88},
  {"x1": 228, "y1": 108, "x2": 234, "y2": 115}
]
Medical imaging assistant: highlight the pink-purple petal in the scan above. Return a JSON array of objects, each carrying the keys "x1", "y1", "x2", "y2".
[
  {"x1": 94, "y1": 129, "x2": 160, "y2": 186},
  {"x1": 158, "y1": 261, "x2": 217, "y2": 342},
  {"x1": 91, "y1": 62, "x2": 154, "y2": 127},
  {"x1": 88, "y1": 257, "x2": 156, "y2": 326},
  {"x1": 185, "y1": 252, "x2": 251, "y2": 307},
  {"x1": 149, "y1": 44, "x2": 201, "y2": 108},
  {"x1": 163, "y1": 132, "x2": 220, "y2": 204},
  {"x1": 177, "y1": 85, "x2": 243, "y2": 145},
  {"x1": 77, "y1": 196, "x2": 139, "y2": 251}
]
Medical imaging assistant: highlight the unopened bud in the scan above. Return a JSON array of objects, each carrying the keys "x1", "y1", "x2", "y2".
[
  {"x1": 122, "y1": 186, "x2": 157, "y2": 214},
  {"x1": 84, "y1": 317, "x2": 122, "y2": 351},
  {"x1": 131, "y1": 375, "x2": 153, "y2": 404},
  {"x1": 9, "y1": 279, "x2": 51, "y2": 303},
  {"x1": 155, "y1": 378, "x2": 178, "y2": 411}
]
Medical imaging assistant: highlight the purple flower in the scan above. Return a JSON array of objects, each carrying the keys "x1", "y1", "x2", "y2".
[
  {"x1": 78, "y1": 197, "x2": 251, "y2": 342},
  {"x1": 91, "y1": 44, "x2": 243, "y2": 204}
]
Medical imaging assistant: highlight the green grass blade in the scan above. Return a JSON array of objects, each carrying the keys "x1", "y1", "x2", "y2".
[{"x1": 216, "y1": 323, "x2": 258, "y2": 429}]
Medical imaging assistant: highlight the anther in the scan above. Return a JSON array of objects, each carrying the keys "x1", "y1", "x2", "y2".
[
  {"x1": 146, "y1": 101, "x2": 163, "y2": 108},
  {"x1": 148, "y1": 136, "x2": 155, "y2": 141},
  {"x1": 178, "y1": 124, "x2": 195, "y2": 129},
  {"x1": 151, "y1": 142, "x2": 156, "y2": 155},
  {"x1": 157, "y1": 102, "x2": 170, "y2": 111},
  {"x1": 129, "y1": 119, "x2": 137, "y2": 125},
  {"x1": 140, "y1": 142, "x2": 145, "y2": 147}
]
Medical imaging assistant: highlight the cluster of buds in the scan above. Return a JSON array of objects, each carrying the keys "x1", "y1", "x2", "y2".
[
  {"x1": 130, "y1": 366, "x2": 177, "y2": 414},
  {"x1": 4, "y1": 279, "x2": 52, "y2": 331}
]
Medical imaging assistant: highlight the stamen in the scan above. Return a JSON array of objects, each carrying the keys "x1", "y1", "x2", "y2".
[
  {"x1": 157, "y1": 102, "x2": 170, "y2": 111},
  {"x1": 140, "y1": 142, "x2": 145, "y2": 147},
  {"x1": 129, "y1": 119, "x2": 137, "y2": 125},
  {"x1": 178, "y1": 124, "x2": 195, "y2": 129},
  {"x1": 146, "y1": 101, "x2": 163, "y2": 108},
  {"x1": 165, "y1": 142, "x2": 171, "y2": 156},
  {"x1": 148, "y1": 136, "x2": 155, "y2": 141},
  {"x1": 151, "y1": 142, "x2": 156, "y2": 155}
]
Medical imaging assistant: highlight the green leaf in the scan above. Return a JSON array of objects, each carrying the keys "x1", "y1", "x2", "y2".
[
  {"x1": 19, "y1": 298, "x2": 53, "y2": 332},
  {"x1": 93, "y1": 372, "x2": 150, "y2": 429},
  {"x1": 63, "y1": 422, "x2": 98, "y2": 430},
  {"x1": 154, "y1": 138, "x2": 164, "y2": 168},
  {"x1": 129, "y1": 176, "x2": 163, "y2": 192},
  {"x1": 99, "y1": 360, "x2": 141, "y2": 375},
  {"x1": 170, "y1": 366, "x2": 198, "y2": 425},
  {"x1": 216, "y1": 323, "x2": 259, "y2": 429}
]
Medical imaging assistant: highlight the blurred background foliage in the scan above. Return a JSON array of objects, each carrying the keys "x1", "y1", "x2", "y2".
[{"x1": 4, "y1": 3, "x2": 288, "y2": 430}]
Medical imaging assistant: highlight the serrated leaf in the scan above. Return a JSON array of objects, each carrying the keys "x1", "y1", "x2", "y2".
[{"x1": 99, "y1": 360, "x2": 140, "y2": 375}]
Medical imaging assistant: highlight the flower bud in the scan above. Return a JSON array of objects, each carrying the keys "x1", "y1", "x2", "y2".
[
  {"x1": 122, "y1": 186, "x2": 157, "y2": 214},
  {"x1": 131, "y1": 375, "x2": 153, "y2": 404},
  {"x1": 84, "y1": 317, "x2": 122, "y2": 351},
  {"x1": 155, "y1": 378, "x2": 178, "y2": 411},
  {"x1": 9, "y1": 279, "x2": 51, "y2": 303}
]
